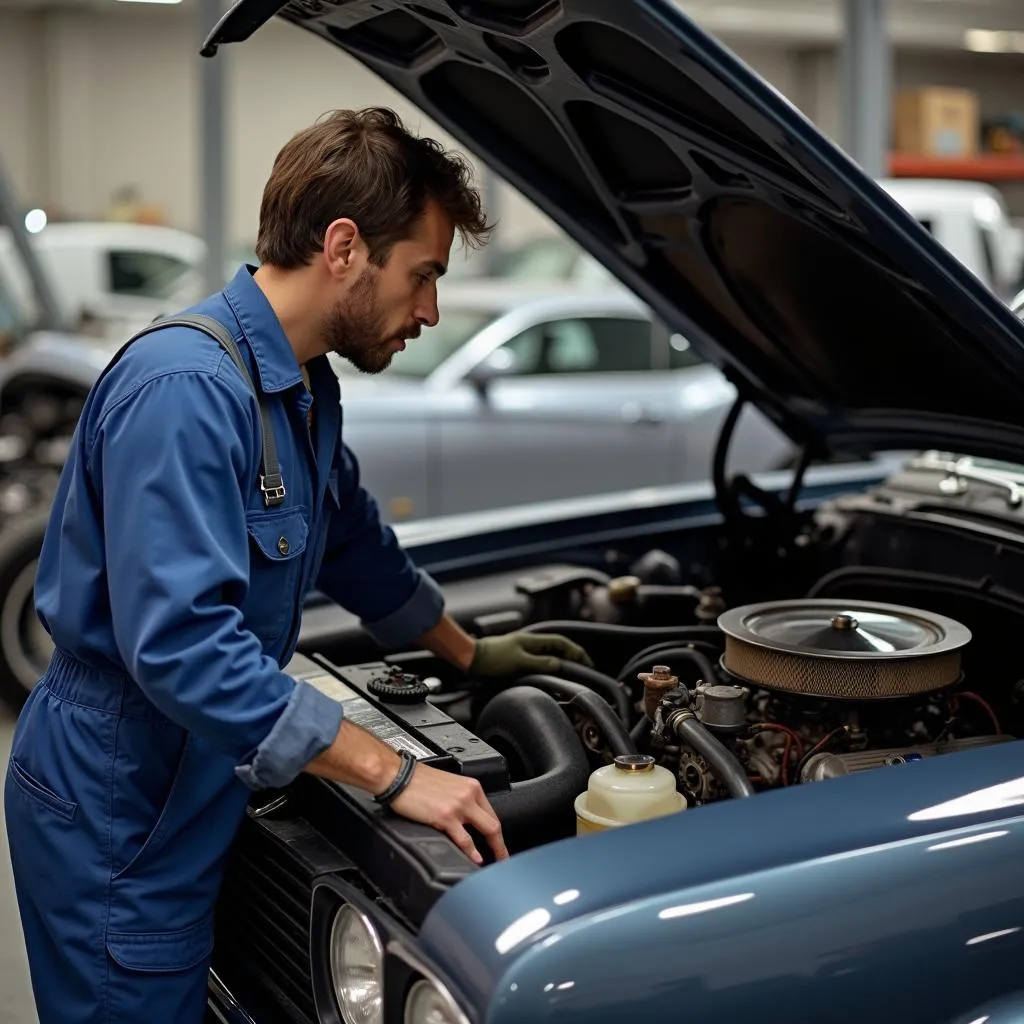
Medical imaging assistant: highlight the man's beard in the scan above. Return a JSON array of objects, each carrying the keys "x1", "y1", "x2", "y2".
[{"x1": 323, "y1": 266, "x2": 417, "y2": 375}]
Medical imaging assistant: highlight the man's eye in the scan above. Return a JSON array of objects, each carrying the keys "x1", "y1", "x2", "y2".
[{"x1": 417, "y1": 274, "x2": 431, "y2": 286}]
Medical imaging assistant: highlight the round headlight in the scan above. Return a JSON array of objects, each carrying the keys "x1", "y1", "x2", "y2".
[
  {"x1": 329, "y1": 904, "x2": 384, "y2": 1024},
  {"x1": 404, "y1": 977, "x2": 470, "y2": 1024}
]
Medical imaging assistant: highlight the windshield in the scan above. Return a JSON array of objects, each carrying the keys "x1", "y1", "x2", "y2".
[
  {"x1": 108, "y1": 250, "x2": 195, "y2": 301},
  {"x1": 380, "y1": 308, "x2": 496, "y2": 378}
]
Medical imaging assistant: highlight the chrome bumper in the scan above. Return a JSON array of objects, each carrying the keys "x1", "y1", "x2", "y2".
[{"x1": 206, "y1": 969, "x2": 258, "y2": 1024}]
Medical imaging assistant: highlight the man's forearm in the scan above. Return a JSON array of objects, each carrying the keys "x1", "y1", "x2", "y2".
[
  {"x1": 304, "y1": 615, "x2": 476, "y2": 790},
  {"x1": 416, "y1": 613, "x2": 476, "y2": 672},
  {"x1": 306, "y1": 719, "x2": 402, "y2": 792}
]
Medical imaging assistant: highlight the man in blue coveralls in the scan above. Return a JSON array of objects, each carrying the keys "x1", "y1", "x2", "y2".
[{"x1": 4, "y1": 107, "x2": 591, "y2": 1023}]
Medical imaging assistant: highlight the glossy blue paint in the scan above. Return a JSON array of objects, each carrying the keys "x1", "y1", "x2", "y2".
[{"x1": 419, "y1": 740, "x2": 1024, "y2": 1022}]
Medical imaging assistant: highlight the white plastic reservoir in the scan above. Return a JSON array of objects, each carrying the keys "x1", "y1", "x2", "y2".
[{"x1": 575, "y1": 754, "x2": 686, "y2": 834}]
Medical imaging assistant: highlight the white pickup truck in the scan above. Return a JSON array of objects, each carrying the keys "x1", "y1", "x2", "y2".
[
  {"x1": 879, "y1": 178, "x2": 1024, "y2": 301},
  {"x1": 0, "y1": 221, "x2": 206, "y2": 340}
]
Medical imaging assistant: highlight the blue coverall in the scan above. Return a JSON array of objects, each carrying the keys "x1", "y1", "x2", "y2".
[{"x1": 4, "y1": 265, "x2": 446, "y2": 1022}]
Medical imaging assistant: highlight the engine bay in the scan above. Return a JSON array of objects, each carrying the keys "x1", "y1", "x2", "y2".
[{"x1": 279, "y1": 455, "x2": 1024, "y2": 883}]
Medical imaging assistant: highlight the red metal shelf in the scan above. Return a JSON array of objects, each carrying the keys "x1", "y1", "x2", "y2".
[{"x1": 888, "y1": 153, "x2": 1024, "y2": 181}]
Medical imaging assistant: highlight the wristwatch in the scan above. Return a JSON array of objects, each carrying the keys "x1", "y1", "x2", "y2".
[{"x1": 373, "y1": 748, "x2": 417, "y2": 806}]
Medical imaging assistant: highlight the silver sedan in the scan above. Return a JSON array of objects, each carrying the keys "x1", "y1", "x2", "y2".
[{"x1": 333, "y1": 280, "x2": 794, "y2": 521}]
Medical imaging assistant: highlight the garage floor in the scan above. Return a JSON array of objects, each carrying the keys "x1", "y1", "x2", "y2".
[{"x1": 0, "y1": 708, "x2": 38, "y2": 1024}]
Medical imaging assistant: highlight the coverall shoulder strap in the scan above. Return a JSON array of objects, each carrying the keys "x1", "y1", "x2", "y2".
[{"x1": 99, "y1": 312, "x2": 286, "y2": 507}]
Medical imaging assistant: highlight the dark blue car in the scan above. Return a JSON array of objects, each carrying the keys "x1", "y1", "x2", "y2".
[{"x1": 198, "y1": 2, "x2": 1024, "y2": 1023}]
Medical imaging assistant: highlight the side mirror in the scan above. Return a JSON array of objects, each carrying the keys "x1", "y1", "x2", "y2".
[{"x1": 465, "y1": 347, "x2": 516, "y2": 398}]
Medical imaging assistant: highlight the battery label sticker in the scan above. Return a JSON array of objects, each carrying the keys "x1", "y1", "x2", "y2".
[
  {"x1": 300, "y1": 672, "x2": 434, "y2": 760},
  {"x1": 303, "y1": 673, "x2": 360, "y2": 703},
  {"x1": 341, "y1": 697, "x2": 434, "y2": 760}
]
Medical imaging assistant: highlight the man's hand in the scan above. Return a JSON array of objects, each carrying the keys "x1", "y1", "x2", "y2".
[
  {"x1": 306, "y1": 719, "x2": 508, "y2": 864},
  {"x1": 390, "y1": 763, "x2": 509, "y2": 864},
  {"x1": 470, "y1": 631, "x2": 593, "y2": 677}
]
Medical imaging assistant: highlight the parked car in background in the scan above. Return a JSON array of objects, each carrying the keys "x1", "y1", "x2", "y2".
[
  {"x1": 443, "y1": 234, "x2": 617, "y2": 285},
  {"x1": 0, "y1": 220, "x2": 205, "y2": 335},
  {"x1": 877, "y1": 178, "x2": 1024, "y2": 300},
  {"x1": 335, "y1": 280, "x2": 792, "y2": 520}
]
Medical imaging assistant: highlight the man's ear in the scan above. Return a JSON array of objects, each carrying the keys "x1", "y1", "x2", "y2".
[{"x1": 323, "y1": 218, "x2": 362, "y2": 278}]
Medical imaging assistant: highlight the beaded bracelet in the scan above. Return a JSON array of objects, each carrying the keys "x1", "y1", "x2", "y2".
[{"x1": 373, "y1": 749, "x2": 417, "y2": 806}]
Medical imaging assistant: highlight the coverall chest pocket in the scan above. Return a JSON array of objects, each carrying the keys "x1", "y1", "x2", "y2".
[{"x1": 244, "y1": 506, "x2": 309, "y2": 645}]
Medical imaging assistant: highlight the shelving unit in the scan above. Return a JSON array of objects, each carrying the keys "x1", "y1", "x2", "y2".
[{"x1": 888, "y1": 154, "x2": 1024, "y2": 182}]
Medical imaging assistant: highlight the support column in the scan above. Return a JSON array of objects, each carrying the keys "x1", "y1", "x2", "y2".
[
  {"x1": 41, "y1": 10, "x2": 96, "y2": 219},
  {"x1": 199, "y1": 0, "x2": 227, "y2": 293},
  {"x1": 479, "y1": 167, "x2": 502, "y2": 275},
  {"x1": 839, "y1": 0, "x2": 891, "y2": 179},
  {"x1": 0, "y1": 154, "x2": 65, "y2": 330}
]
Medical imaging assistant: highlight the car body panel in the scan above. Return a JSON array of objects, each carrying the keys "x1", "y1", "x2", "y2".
[
  {"x1": 417, "y1": 737, "x2": 1024, "y2": 1023},
  {"x1": 204, "y1": 0, "x2": 1024, "y2": 464}
]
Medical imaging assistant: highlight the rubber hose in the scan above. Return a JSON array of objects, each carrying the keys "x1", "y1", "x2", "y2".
[
  {"x1": 554, "y1": 661, "x2": 632, "y2": 722},
  {"x1": 475, "y1": 686, "x2": 591, "y2": 850},
  {"x1": 515, "y1": 674, "x2": 637, "y2": 758},
  {"x1": 674, "y1": 715, "x2": 755, "y2": 798},
  {"x1": 616, "y1": 639, "x2": 723, "y2": 682},
  {"x1": 521, "y1": 621, "x2": 724, "y2": 680},
  {"x1": 523, "y1": 621, "x2": 724, "y2": 643},
  {"x1": 619, "y1": 647, "x2": 719, "y2": 689}
]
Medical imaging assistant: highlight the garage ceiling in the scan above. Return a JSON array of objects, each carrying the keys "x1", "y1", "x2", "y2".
[{"x1": 0, "y1": 0, "x2": 1023, "y2": 49}]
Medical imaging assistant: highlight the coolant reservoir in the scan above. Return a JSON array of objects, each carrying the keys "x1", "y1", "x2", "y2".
[{"x1": 575, "y1": 754, "x2": 686, "y2": 835}]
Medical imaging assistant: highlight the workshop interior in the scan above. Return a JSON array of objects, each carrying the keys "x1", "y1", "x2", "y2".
[{"x1": 3, "y1": 1, "x2": 1024, "y2": 1023}]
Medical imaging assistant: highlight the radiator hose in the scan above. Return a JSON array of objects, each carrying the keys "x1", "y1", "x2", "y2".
[
  {"x1": 515, "y1": 674, "x2": 637, "y2": 759},
  {"x1": 553, "y1": 661, "x2": 632, "y2": 722},
  {"x1": 476, "y1": 686, "x2": 591, "y2": 851}
]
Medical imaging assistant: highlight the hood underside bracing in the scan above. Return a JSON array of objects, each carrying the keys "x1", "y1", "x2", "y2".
[{"x1": 202, "y1": 0, "x2": 1024, "y2": 462}]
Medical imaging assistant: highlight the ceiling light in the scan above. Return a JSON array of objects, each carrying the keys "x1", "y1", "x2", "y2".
[
  {"x1": 24, "y1": 209, "x2": 46, "y2": 234},
  {"x1": 964, "y1": 29, "x2": 1024, "y2": 53},
  {"x1": 115, "y1": 0, "x2": 184, "y2": 5}
]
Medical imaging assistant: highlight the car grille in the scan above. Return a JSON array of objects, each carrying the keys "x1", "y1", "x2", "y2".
[{"x1": 214, "y1": 814, "x2": 318, "y2": 1024}]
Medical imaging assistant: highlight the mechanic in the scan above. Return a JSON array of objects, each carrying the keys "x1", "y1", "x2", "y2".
[{"x1": 4, "y1": 107, "x2": 592, "y2": 1024}]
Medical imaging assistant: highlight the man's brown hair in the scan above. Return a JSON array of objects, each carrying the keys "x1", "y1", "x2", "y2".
[{"x1": 255, "y1": 107, "x2": 492, "y2": 269}]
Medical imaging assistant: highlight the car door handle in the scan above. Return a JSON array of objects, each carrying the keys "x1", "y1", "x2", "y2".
[{"x1": 621, "y1": 402, "x2": 664, "y2": 426}]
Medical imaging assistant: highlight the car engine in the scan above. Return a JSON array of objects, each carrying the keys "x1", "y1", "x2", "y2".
[{"x1": 279, "y1": 541, "x2": 1015, "y2": 861}]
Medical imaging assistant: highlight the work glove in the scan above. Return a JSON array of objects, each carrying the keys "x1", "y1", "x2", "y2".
[{"x1": 469, "y1": 631, "x2": 593, "y2": 678}]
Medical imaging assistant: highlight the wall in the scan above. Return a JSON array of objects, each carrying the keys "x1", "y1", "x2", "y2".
[
  {"x1": 0, "y1": 7, "x2": 810, "y2": 250},
  {"x1": 0, "y1": 7, "x2": 568, "y2": 250},
  {"x1": 0, "y1": 12, "x2": 44, "y2": 206},
  {"x1": 1, "y1": 6, "x2": 1023, "y2": 244}
]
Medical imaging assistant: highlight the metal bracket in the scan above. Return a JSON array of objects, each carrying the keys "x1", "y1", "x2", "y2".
[{"x1": 260, "y1": 473, "x2": 286, "y2": 506}]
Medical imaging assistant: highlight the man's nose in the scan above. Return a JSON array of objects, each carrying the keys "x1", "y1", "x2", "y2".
[{"x1": 415, "y1": 295, "x2": 440, "y2": 328}]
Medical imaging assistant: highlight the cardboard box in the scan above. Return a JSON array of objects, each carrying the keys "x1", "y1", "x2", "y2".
[{"x1": 894, "y1": 87, "x2": 980, "y2": 157}]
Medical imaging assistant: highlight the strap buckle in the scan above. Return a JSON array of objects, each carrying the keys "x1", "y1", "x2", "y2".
[{"x1": 260, "y1": 473, "x2": 287, "y2": 506}]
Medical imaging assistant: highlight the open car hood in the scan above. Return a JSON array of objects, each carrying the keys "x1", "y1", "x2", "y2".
[{"x1": 202, "y1": 0, "x2": 1024, "y2": 462}]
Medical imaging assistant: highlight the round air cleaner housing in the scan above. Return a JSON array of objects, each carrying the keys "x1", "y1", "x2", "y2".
[{"x1": 717, "y1": 599, "x2": 971, "y2": 700}]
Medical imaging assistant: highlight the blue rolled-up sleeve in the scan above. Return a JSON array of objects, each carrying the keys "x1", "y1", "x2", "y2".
[
  {"x1": 315, "y1": 442, "x2": 445, "y2": 648},
  {"x1": 91, "y1": 364, "x2": 341, "y2": 789}
]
